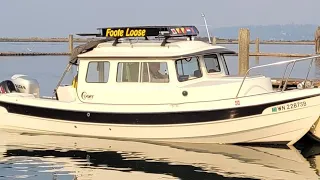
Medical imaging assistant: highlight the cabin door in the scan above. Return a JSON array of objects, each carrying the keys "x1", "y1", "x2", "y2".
[{"x1": 76, "y1": 60, "x2": 111, "y2": 103}]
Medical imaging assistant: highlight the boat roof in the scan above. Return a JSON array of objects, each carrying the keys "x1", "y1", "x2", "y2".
[
  {"x1": 69, "y1": 25, "x2": 236, "y2": 64},
  {"x1": 78, "y1": 40, "x2": 235, "y2": 58}
]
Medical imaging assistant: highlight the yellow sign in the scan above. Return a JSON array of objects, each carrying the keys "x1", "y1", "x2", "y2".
[{"x1": 105, "y1": 28, "x2": 146, "y2": 37}]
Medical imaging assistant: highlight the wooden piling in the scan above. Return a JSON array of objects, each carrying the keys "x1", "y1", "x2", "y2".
[
  {"x1": 255, "y1": 38, "x2": 260, "y2": 63},
  {"x1": 212, "y1": 37, "x2": 217, "y2": 45},
  {"x1": 238, "y1": 28, "x2": 250, "y2": 76},
  {"x1": 68, "y1": 34, "x2": 74, "y2": 54},
  {"x1": 315, "y1": 27, "x2": 320, "y2": 54}
]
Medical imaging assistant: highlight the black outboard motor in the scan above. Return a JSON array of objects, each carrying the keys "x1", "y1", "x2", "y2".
[{"x1": 0, "y1": 80, "x2": 18, "y2": 94}]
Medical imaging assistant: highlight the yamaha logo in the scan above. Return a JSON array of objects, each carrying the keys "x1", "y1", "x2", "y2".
[
  {"x1": 15, "y1": 84, "x2": 26, "y2": 90},
  {"x1": 81, "y1": 92, "x2": 94, "y2": 100}
]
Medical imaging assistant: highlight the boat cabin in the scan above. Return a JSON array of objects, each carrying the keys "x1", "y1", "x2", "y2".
[{"x1": 55, "y1": 26, "x2": 274, "y2": 104}]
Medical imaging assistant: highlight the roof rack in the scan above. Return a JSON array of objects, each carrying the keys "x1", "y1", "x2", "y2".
[{"x1": 77, "y1": 26, "x2": 199, "y2": 46}]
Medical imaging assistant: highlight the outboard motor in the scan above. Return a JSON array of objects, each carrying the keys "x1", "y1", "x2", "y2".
[
  {"x1": 0, "y1": 80, "x2": 18, "y2": 94},
  {"x1": 10, "y1": 74, "x2": 40, "y2": 98}
]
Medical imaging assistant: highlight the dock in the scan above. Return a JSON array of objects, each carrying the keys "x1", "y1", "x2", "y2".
[
  {"x1": 0, "y1": 52, "x2": 313, "y2": 57},
  {"x1": 0, "y1": 37, "x2": 89, "y2": 43},
  {"x1": 0, "y1": 34, "x2": 318, "y2": 58},
  {"x1": 0, "y1": 52, "x2": 69, "y2": 56},
  {"x1": 271, "y1": 78, "x2": 320, "y2": 88}
]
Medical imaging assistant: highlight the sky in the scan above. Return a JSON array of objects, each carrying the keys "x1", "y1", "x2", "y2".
[{"x1": 1, "y1": 0, "x2": 320, "y2": 37}]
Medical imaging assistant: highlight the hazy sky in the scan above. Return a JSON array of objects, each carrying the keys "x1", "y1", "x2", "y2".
[{"x1": 1, "y1": 0, "x2": 320, "y2": 37}]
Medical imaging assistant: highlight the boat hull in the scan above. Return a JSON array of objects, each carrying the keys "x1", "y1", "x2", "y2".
[
  {"x1": 307, "y1": 117, "x2": 320, "y2": 142},
  {"x1": 0, "y1": 96, "x2": 319, "y2": 146}
]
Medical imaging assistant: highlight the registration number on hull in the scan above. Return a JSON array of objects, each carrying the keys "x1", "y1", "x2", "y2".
[{"x1": 271, "y1": 101, "x2": 307, "y2": 112}]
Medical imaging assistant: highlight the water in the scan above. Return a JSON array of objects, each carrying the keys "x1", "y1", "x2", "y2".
[
  {"x1": 0, "y1": 131, "x2": 319, "y2": 180},
  {"x1": 1, "y1": 42, "x2": 320, "y2": 179}
]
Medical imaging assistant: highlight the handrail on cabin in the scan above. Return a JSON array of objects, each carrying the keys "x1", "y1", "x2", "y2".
[{"x1": 235, "y1": 55, "x2": 320, "y2": 98}]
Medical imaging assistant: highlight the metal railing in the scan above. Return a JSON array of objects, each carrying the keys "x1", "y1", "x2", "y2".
[{"x1": 235, "y1": 55, "x2": 320, "y2": 98}]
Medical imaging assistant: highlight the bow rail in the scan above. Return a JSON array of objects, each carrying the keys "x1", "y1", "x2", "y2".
[{"x1": 236, "y1": 55, "x2": 320, "y2": 98}]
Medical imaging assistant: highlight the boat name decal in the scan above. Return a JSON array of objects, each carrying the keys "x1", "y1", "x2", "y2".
[
  {"x1": 81, "y1": 92, "x2": 94, "y2": 100},
  {"x1": 271, "y1": 101, "x2": 307, "y2": 112},
  {"x1": 105, "y1": 28, "x2": 146, "y2": 37}
]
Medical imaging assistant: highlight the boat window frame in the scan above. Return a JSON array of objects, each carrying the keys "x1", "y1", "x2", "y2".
[
  {"x1": 220, "y1": 54, "x2": 230, "y2": 75},
  {"x1": 116, "y1": 61, "x2": 170, "y2": 83},
  {"x1": 174, "y1": 56, "x2": 203, "y2": 82},
  {"x1": 85, "y1": 61, "x2": 110, "y2": 83},
  {"x1": 203, "y1": 54, "x2": 222, "y2": 74}
]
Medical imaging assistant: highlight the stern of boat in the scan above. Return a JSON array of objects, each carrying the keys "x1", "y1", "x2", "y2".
[{"x1": 0, "y1": 74, "x2": 40, "y2": 98}]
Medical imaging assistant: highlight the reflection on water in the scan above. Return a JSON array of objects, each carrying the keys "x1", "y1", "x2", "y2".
[{"x1": 0, "y1": 131, "x2": 319, "y2": 180}]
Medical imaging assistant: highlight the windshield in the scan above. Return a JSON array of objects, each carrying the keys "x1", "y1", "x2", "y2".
[
  {"x1": 175, "y1": 56, "x2": 202, "y2": 82},
  {"x1": 221, "y1": 54, "x2": 230, "y2": 75},
  {"x1": 204, "y1": 54, "x2": 221, "y2": 73},
  {"x1": 60, "y1": 64, "x2": 79, "y2": 86}
]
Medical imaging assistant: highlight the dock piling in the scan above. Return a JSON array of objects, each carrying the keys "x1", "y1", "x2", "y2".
[
  {"x1": 315, "y1": 27, "x2": 320, "y2": 54},
  {"x1": 255, "y1": 38, "x2": 260, "y2": 63},
  {"x1": 238, "y1": 28, "x2": 250, "y2": 76},
  {"x1": 212, "y1": 37, "x2": 217, "y2": 45},
  {"x1": 68, "y1": 34, "x2": 74, "y2": 55}
]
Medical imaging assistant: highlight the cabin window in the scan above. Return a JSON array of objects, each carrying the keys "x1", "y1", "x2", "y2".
[
  {"x1": 175, "y1": 57, "x2": 202, "y2": 82},
  {"x1": 117, "y1": 62, "x2": 169, "y2": 83},
  {"x1": 204, "y1": 54, "x2": 221, "y2": 73},
  {"x1": 221, "y1": 55, "x2": 230, "y2": 75},
  {"x1": 86, "y1": 61, "x2": 110, "y2": 83},
  {"x1": 117, "y1": 62, "x2": 139, "y2": 82}
]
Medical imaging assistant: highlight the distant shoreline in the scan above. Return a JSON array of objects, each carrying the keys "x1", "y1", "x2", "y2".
[
  {"x1": 0, "y1": 37, "x2": 315, "y2": 45},
  {"x1": 0, "y1": 37, "x2": 88, "y2": 43}
]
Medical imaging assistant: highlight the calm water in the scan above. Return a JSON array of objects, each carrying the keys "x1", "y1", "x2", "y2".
[
  {"x1": 1, "y1": 42, "x2": 320, "y2": 179},
  {"x1": 0, "y1": 131, "x2": 319, "y2": 180}
]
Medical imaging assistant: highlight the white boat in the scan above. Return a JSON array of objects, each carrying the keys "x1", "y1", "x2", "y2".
[{"x1": 0, "y1": 25, "x2": 320, "y2": 146}]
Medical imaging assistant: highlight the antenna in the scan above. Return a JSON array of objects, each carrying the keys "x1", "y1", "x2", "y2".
[{"x1": 201, "y1": 13, "x2": 212, "y2": 44}]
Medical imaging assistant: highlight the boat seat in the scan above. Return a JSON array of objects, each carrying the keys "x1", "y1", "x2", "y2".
[
  {"x1": 208, "y1": 69, "x2": 219, "y2": 73},
  {"x1": 0, "y1": 80, "x2": 18, "y2": 94},
  {"x1": 194, "y1": 70, "x2": 202, "y2": 78},
  {"x1": 56, "y1": 85, "x2": 77, "y2": 102}
]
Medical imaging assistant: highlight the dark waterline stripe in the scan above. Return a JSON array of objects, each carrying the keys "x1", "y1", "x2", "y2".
[{"x1": 0, "y1": 94, "x2": 318, "y2": 125}]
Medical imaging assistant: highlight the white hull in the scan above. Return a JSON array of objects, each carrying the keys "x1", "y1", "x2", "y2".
[
  {"x1": 307, "y1": 118, "x2": 320, "y2": 142},
  {"x1": 0, "y1": 112, "x2": 315, "y2": 146},
  {"x1": 1, "y1": 94, "x2": 320, "y2": 146}
]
